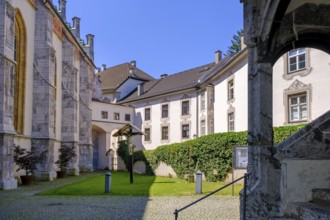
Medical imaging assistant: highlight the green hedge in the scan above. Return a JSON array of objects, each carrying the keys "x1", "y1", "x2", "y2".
[{"x1": 118, "y1": 124, "x2": 305, "y2": 181}]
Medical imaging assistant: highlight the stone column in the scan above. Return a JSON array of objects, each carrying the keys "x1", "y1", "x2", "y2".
[
  {"x1": 31, "y1": 0, "x2": 57, "y2": 181},
  {"x1": 241, "y1": 46, "x2": 281, "y2": 219},
  {"x1": 78, "y1": 60, "x2": 93, "y2": 172},
  {"x1": 0, "y1": 0, "x2": 17, "y2": 189},
  {"x1": 61, "y1": 36, "x2": 79, "y2": 176}
]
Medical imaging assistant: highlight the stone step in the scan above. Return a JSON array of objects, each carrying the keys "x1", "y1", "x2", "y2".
[
  {"x1": 312, "y1": 188, "x2": 330, "y2": 205},
  {"x1": 291, "y1": 202, "x2": 330, "y2": 220}
]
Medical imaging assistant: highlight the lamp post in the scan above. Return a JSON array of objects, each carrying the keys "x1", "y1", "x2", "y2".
[{"x1": 128, "y1": 135, "x2": 134, "y2": 184}]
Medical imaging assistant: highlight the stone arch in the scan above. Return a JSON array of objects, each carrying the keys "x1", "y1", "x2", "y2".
[
  {"x1": 13, "y1": 9, "x2": 27, "y2": 134},
  {"x1": 242, "y1": 1, "x2": 330, "y2": 218}
]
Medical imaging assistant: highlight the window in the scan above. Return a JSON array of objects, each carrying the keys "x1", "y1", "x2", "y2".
[
  {"x1": 125, "y1": 114, "x2": 131, "y2": 121},
  {"x1": 201, "y1": 120, "x2": 206, "y2": 136},
  {"x1": 289, "y1": 93, "x2": 307, "y2": 122},
  {"x1": 201, "y1": 92, "x2": 206, "y2": 110},
  {"x1": 182, "y1": 101, "x2": 190, "y2": 115},
  {"x1": 182, "y1": 124, "x2": 190, "y2": 138},
  {"x1": 145, "y1": 108, "x2": 151, "y2": 121},
  {"x1": 144, "y1": 128, "x2": 151, "y2": 141},
  {"x1": 288, "y1": 48, "x2": 306, "y2": 73},
  {"x1": 114, "y1": 112, "x2": 120, "y2": 120},
  {"x1": 228, "y1": 80, "x2": 234, "y2": 101},
  {"x1": 161, "y1": 126, "x2": 169, "y2": 140},
  {"x1": 210, "y1": 92, "x2": 214, "y2": 104},
  {"x1": 161, "y1": 104, "x2": 168, "y2": 118},
  {"x1": 228, "y1": 113, "x2": 235, "y2": 131},
  {"x1": 209, "y1": 119, "x2": 214, "y2": 134},
  {"x1": 101, "y1": 111, "x2": 108, "y2": 119}
]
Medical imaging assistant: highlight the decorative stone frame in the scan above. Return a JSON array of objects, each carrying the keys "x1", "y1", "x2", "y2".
[
  {"x1": 200, "y1": 90, "x2": 206, "y2": 112},
  {"x1": 282, "y1": 48, "x2": 312, "y2": 80},
  {"x1": 161, "y1": 98, "x2": 170, "y2": 120},
  {"x1": 180, "y1": 121, "x2": 191, "y2": 140},
  {"x1": 180, "y1": 94, "x2": 191, "y2": 120},
  {"x1": 227, "y1": 75, "x2": 235, "y2": 104},
  {"x1": 160, "y1": 123, "x2": 170, "y2": 144},
  {"x1": 144, "y1": 106, "x2": 151, "y2": 122},
  {"x1": 227, "y1": 105, "x2": 235, "y2": 132},
  {"x1": 283, "y1": 80, "x2": 312, "y2": 125},
  {"x1": 143, "y1": 126, "x2": 152, "y2": 144}
]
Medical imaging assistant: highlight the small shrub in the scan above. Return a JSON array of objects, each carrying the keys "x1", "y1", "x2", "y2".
[
  {"x1": 13, "y1": 145, "x2": 47, "y2": 176},
  {"x1": 55, "y1": 145, "x2": 77, "y2": 172}
]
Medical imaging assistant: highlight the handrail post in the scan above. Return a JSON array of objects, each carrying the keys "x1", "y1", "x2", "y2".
[
  {"x1": 243, "y1": 173, "x2": 248, "y2": 220},
  {"x1": 174, "y1": 209, "x2": 178, "y2": 220}
]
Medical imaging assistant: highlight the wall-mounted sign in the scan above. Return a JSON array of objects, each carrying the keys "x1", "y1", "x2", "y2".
[{"x1": 234, "y1": 146, "x2": 248, "y2": 169}]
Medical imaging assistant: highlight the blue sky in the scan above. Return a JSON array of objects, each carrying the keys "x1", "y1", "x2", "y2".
[{"x1": 65, "y1": 1, "x2": 243, "y2": 78}]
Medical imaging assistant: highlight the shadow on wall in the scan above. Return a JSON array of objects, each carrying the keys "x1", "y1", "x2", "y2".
[{"x1": 134, "y1": 111, "x2": 145, "y2": 150}]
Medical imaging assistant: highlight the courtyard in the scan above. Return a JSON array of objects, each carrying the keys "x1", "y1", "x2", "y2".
[{"x1": 0, "y1": 173, "x2": 240, "y2": 220}]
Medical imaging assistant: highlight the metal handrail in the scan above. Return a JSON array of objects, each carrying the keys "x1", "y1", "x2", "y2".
[{"x1": 174, "y1": 172, "x2": 251, "y2": 220}]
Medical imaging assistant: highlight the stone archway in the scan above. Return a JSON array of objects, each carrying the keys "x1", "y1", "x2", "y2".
[{"x1": 241, "y1": 1, "x2": 330, "y2": 218}]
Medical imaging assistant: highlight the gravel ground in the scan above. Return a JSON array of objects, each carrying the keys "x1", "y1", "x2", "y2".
[{"x1": 0, "y1": 175, "x2": 240, "y2": 220}]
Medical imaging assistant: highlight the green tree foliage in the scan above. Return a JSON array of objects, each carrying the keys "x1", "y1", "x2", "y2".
[
  {"x1": 227, "y1": 29, "x2": 243, "y2": 55},
  {"x1": 118, "y1": 124, "x2": 305, "y2": 181}
]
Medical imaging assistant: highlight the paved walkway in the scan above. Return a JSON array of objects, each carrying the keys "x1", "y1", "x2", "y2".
[{"x1": 0, "y1": 174, "x2": 240, "y2": 220}]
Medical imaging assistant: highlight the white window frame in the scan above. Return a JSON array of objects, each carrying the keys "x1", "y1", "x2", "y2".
[
  {"x1": 288, "y1": 48, "x2": 306, "y2": 73},
  {"x1": 200, "y1": 120, "x2": 206, "y2": 136},
  {"x1": 144, "y1": 128, "x2": 151, "y2": 141},
  {"x1": 288, "y1": 93, "x2": 308, "y2": 123},
  {"x1": 161, "y1": 126, "x2": 169, "y2": 140},
  {"x1": 201, "y1": 91, "x2": 206, "y2": 110},
  {"x1": 182, "y1": 124, "x2": 190, "y2": 139},
  {"x1": 161, "y1": 104, "x2": 168, "y2": 118},
  {"x1": 228, "y1": 112, "x2": 235, "y2": 132},
  {"x1": 182, "y1": 100, "x2": 190, "y2": 115},
  {"x1": 228, "y1": 79, "x2": 234, "y2": 101},
  {"x1": 145, "y1": 108, "x2": 151, "y2": 121}
]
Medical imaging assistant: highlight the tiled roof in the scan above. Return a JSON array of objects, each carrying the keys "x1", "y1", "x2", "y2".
[
  {"x1": 119, "y1": 63, "x2": 215, "y2": 103},
  {"x1": 97, "y1": 63, "x2": 154, "y2": 90},
  {"x1": 197, "y1": 48, "x2": 247, "y2": 85}
]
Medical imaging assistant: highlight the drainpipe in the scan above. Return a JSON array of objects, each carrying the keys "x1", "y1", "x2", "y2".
[{"x1": 196, "y1": 91, "x2": 199, "y2": 138}]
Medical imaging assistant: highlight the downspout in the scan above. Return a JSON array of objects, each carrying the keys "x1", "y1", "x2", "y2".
[{"x1": 196, "y1": 90, "x2": 199, "y2": 138}]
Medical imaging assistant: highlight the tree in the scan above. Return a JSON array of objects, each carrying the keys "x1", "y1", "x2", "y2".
[{"x1": 226, "y1": 29, "x2": 243, "y2": 55}]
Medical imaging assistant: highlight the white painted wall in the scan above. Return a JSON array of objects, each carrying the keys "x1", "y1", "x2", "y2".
[
  {"x1": 132, "y1": 91, "x2": 198, "y2": 150},
  {"x1": 273, "y1": 48, "x2": 330, "y2": 126},
  {"x1": 92, "y1": 101, "x2": 134, "y2": 124},
  {"x1": 213, "y1": 56, "x2": 248, "y2": 133}
]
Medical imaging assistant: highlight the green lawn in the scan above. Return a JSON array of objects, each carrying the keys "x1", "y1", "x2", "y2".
[{"x1": 41, "y1": 172, "x2": 243, "y2": 196}]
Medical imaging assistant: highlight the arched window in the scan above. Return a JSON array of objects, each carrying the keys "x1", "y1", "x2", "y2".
[{"x1": 14, "y1": 10, "x2": 26, "y2": 134}]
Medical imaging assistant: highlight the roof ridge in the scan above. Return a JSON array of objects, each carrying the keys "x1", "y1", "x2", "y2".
[{"x1": 167, "y1": 62, "x2": 215, "y2": 77}]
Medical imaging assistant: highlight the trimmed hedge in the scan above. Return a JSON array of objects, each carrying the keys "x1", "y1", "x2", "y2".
[{"x1": 118, "y1": 124, "x2": 305, "y2": 181}]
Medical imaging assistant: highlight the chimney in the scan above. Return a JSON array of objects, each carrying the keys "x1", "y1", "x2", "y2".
[
  {"x1": 215, "y1": 50, "x2": 222, "y2": 64},
  {"x1": 58, "y1": 0, "x2": 67, "y2": 21},
  {"x1": 241, "y1": 35, "x2": 246, "y2": 50},
  {"x1": 137, "y1": 83, "x2": 144, "y2": 96},
  {"x1": 160, "y1": 74, "x2": 168, "y2": 78},
  {"x1": 130, "y1": 60, "x2": 136, "y2": 67},
  {"x1": 83, "y1": 34, "x2": 95, "y2": 61},
  {"x1": 102, "y1": 64, "x2": 106, "y2": 71},
  {"x1": 72, "y1": 17, "x2": 81, "y2": 39}
]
